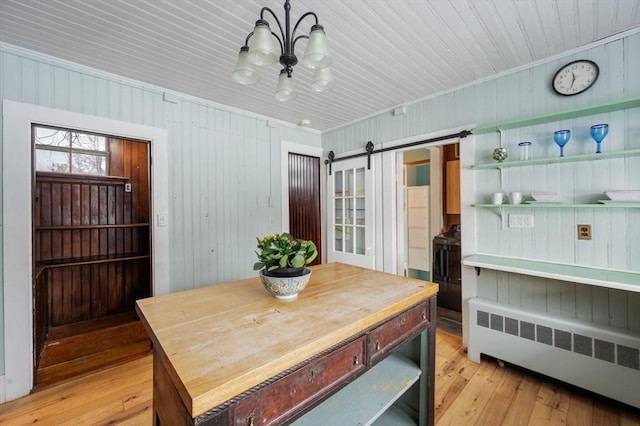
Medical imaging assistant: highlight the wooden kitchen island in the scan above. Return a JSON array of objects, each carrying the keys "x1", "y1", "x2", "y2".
[{"x1": 136, "y1": 263, "x2": 439, "y2": 426}]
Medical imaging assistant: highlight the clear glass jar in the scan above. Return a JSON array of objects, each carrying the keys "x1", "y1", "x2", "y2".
[{"x1": 518, "y1": 141, "x2": 532, "y2": 161}]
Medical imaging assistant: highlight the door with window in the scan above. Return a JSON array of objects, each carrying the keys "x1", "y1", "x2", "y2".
[{"x1": 327, "y1": 157, "x2": 374, "y2": 268}]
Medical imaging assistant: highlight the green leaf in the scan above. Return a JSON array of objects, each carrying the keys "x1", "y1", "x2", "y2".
[
  {"x1": 290, "y1": 254, "x2": 304, "y2": 268},
  {"x1": 305, "y1": 250, "x2": 318, "y2": 264}
]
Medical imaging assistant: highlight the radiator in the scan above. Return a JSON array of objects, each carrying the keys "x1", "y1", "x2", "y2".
[{"x1": 468, "y1": 298, "x2": 640, "y2": 409}]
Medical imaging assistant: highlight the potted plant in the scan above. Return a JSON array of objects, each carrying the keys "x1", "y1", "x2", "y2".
[{"x1": 253, "y1": 233, "x2": 318, "y2": 299}]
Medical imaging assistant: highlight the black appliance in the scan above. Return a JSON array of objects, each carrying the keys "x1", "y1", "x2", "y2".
[{"x1": 432, "y1": 224, "x2": 462, "y2": 312}]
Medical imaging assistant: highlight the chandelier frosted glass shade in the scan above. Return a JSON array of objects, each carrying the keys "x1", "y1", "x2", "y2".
[
  {"x1": 232, "y1": 46, "x2": 260, "y2": 85},
  {"x1": 302, "y1": 26, "x2": 332, "y2": 69},
  {"x1": 310, "y1": 67, "x2": 335, "y2": 92},
  {"x1": 275, "y1": 70, "x2": 297, "y2": 102},
  {"x1": 247, "y1": 21, "x2": 279, "y2": 66}
]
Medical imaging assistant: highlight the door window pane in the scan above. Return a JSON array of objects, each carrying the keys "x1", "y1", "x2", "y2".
[
  {"x1": 334, "y1": 171, "x2": 343, "y2": 196},
  {"x1": 72, "y1": 132, "x2": 106, "y2": 151},
  {"x1": 73, "y1": 153, "x2": 107, "y2": 175},
  {"x1": 345, "y1": 198, "x2": 354, "y2": 225},
  {"x1": 34, "y1": 127, "x2": 69, "y2": 146},
  {"x1": 335, "y1": 198, "x2": 343, "y2": 223},
  {"x1": 334, "y1": 226, "x2": 343, "y2": 252},
  {"x1": 355, "y1": 168, "x2": 365, "y2": 195},
  {"x1": 36, "y1": 149, "x2": 69, "y2": 172},
  {"x1": 344, "y1": 169, "x2": 354, "y2": 196},
  {"x1": 356, "y1": 197, "x2": 365, "y2": 225},
  {"x1": 344, "y1": 227, "x2": 353, "y2": 253},
  {"x1": 355, "y1": 227, "x2": 365, "y2": 255}
]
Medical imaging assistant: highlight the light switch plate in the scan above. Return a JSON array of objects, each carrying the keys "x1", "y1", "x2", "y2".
[{"x1": 157, "y1": 213, "x2": 168, "y2": 227}]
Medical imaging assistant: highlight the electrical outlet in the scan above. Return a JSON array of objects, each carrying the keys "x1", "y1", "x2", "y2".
[
  {"x1": 508, "y1": 214, "x2": 534, "y2": 228},
  {"x1": 578, "y1": 224, "x2": 592, "y2": 240}
]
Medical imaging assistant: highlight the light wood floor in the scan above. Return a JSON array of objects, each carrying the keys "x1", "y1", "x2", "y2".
[{"x1": 1, "y1": 329, "x2": 638, "y2": 425}]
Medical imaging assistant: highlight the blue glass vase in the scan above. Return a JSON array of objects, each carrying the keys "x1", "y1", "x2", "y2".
[{"x1": 590, "y1": 124, "x2": 608, "y2": 154}]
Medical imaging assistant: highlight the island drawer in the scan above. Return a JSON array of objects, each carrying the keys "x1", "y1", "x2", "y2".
[
  {"x1": 231, "y1": 335, "x2": 366, "y2": 426},
  {"x1": 367, "y1": 300, "x2": 429, "y2": 364}
]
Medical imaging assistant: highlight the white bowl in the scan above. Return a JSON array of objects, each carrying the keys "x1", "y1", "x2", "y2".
[
  {"x1": 531, "y1": 192, "x2": 558, "y2": 202},
  {"x1": 604, "y1": 190, "x2": 640, "y2": 202}
]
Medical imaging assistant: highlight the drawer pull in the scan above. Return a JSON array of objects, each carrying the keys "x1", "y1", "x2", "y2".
[
  {"x1": 353, "y1": 353, "x2": 359, "y2": 365},
  {"x1": 422, "y1": 311, "x2": 427, "y2": 320},
  {"x1": 307, "y1": 367, "x2": 317, "y2": 381},
  {"x1": 247, "y1": 413, "x2": 255, "y2": 426},
  {"x1": 400, "y1": 317, "x2": 407, "y2": 325},
  {"x1": 375, "y1": 340, "x2": 380, "y2": 350}
]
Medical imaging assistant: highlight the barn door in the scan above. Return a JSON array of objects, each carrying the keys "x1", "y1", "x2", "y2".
[
  {"x1": 288, "y1": 153, "x2": 322, "y2": 265},
  {"x1": 327, "y1": 157, "x2": 374, "y2": 269}
]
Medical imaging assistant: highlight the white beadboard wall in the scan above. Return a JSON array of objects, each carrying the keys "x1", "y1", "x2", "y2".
[
  {"x1": 323, "y1": 31, "x2": 640, "y2": 333},
  {"x1": 0, "y1": 44, "x2": 321, "y2": 375}
]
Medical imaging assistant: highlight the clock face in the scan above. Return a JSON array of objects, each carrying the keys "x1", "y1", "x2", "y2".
[{"x1": 552, "y1": 60, "x2": 599, "y2": 96}]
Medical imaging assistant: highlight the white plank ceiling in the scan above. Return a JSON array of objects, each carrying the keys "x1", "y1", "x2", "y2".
[{"x1": 0, "y1": 0, "x2": 639, "y2": 131}]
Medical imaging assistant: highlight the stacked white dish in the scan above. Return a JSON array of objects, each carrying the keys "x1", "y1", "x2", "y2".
[
  {"x1": 529, "y1": 192, "x2": 559, "y2": 203},
  {"x1": 600, "y1": 190, "x2": 640, "y2": 203}
]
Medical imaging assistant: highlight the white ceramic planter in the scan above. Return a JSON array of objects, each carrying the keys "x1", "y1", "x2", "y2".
[{"x1": 259, "y1": 268, "x2": 312, "y2": 300}]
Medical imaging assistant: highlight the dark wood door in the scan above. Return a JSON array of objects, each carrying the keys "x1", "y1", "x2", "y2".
[{"x1": 288, "y1": 153, "x2": 322, "y2": 265}]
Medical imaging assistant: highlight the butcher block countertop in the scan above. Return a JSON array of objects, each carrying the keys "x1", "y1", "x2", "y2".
[{"x1": 135, "y1": 262, "x2": 439, "y2": 418}]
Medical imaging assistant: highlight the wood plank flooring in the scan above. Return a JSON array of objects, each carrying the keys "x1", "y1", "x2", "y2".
[
  {"x1": 36, "y1": 312, "x2": 151, "y2": 388},
  {"x1": 0, "y1": 329, "x2": 638, "y2": 425}
]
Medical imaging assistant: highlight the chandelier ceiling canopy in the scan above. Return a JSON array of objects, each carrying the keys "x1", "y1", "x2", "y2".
[{"x1": 232, "y1": 0, "x2": 335, "y2": 102}]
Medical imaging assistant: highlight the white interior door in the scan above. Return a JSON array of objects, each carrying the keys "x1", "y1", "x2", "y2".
[
  {"x1": 406, "y1": 186, "x2": 430, "y2": 271},
  {"x1": 327, "y1": 157, "x2": 374, "y2": 269}
]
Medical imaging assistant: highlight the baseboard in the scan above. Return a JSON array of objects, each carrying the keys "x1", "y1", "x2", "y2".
[{"x1": 0, "y1": 374, "x2": 6, "y2": 403}]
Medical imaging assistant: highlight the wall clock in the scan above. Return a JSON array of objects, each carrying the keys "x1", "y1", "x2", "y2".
[{"x1": 552, "y1": 60, "x2": 599, "y2": 96}]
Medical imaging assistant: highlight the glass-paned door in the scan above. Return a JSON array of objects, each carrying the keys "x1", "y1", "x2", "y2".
[{"x1": 327, "y1": 157, "x2": 374, "y2": 268}]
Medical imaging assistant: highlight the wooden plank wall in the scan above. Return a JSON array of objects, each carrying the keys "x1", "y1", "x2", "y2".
[
  {"x1": 110, "y1": 138, "x2": 150, "y2": 224},
  {"x1": 33, "y1": 139, "x2": 151, "y2": 327}
]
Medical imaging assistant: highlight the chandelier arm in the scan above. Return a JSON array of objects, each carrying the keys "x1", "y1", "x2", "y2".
[
  {"x1": 243, "y1": 33, "x2": 253, "y2": 47},
  {"x1": 291, "y1": 34, "x2": 309, "y2": 52},
  {"x1": 291, "y1": 11, "x2": 319, "y2": 43},
  {"x1": 259, "y1": 6, "x2": 286, "y2": 52},
  {"x1": 271, "y1": 32, "x2": 284, "y2": 53}
]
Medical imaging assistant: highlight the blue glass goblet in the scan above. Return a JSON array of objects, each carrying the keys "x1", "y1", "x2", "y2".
[
  {"x1": 590, "y1": 123, "x2": 609, "y2": 154},
  {"x1": 553, "y1": 129, "x2": 571, "y2": 157}
]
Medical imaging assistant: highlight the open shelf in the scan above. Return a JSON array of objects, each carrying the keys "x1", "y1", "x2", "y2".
[
  {"x1": 474, "y1": 97, "x2": 640, "y2": 134},
  {"x1": 292, "y1": 353, "x2": 421, "y2": 425},
  {"x1": 36, "y1": 223, "x2": 150, "y2": 230},
  {"x1": 474, "y1": 203, "x2": 640, "y2": 209},
  {"x1": 37, "y1": 253, "x2": 150, "y2": 269},
  {"x1": 463, "y1": 254, "x2": 640, "y2": 292},
  {"x1": 471, "y1": 149, "x2": 640, "y2": 169}
]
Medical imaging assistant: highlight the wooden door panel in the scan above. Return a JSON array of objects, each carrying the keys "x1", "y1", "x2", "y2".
[
  {"x1": 288, "y1": 153, "x2": 322, "y2": 265},
  {"x1": 33, "y1": 138, "x2": 151, "y2": 328}
]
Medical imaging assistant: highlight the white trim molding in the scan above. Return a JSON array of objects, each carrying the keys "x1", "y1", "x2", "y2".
[{"x1": 2, "y1": 100, "x2": 170, "y2": 401}]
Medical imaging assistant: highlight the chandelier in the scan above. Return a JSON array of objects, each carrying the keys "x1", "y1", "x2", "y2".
[{"x1": 232, "y1": 0, "x2": 334, "y2": 102}]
